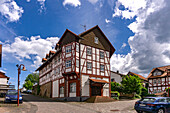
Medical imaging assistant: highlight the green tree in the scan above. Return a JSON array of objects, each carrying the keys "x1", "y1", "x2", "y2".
[
  {"x1": 23, "y1": 80, "x2": 33, "y2": 90},
  {"x1": 121, "y1": 75, "x2": 143, "y2": 95},
  {"x1": 23, "y1": 73, "x2": 39, "y2": 90},
  {"x1": 111, "y1": 82, "x2": 123, "y2": 92}
]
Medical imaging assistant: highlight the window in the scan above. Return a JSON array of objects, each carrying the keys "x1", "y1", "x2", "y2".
[
  {"x1": 58, "y1": 67, "x2": 60, "y2": 74},
  {"x1": 66, "y1": 60, "x2": 71, "y2": 68},
  {"x1": 153, "y1": 70, "x2": 162, "y2": 76},
  {"x1": 141, "y1": 98, "x2": 156, "y2": 102},
  {"x1": 94, "y1": 37, "x2": 98, "y2": 44},
  {"x1": 158, "y1": 89, "x2": 162, "y2": 93},
  {"x1": 87, "y1": 62, "x2": 92, "y2": 70},
  {"x1": 153, "y1": 79, "x2": 157, "y2": 84},
  {"x1": 158, "y1": 99, "x2": 166, "y2": 102},
  {"x1": 70, "y1": 82, "x2": 76, "y2": 93},
  {"x1": 55, "y1": 58, "x2": 57, "y2": 64},
  {"x1": 153, "y1": 89, "x2": 157, "y2": 94},
  {"x1": 100, "y1": 51, "x2": 104, "y2": 59},
  {"x1": 76, "y1": 44, "x2": 79, "y2": 52},
  {"x1": 86, "y1": 47, "x2": 92, "y2": 55},
  {"x1": 100, "y1": 65, "x2": 104, "y2": 71},
  {"x1": 54, "y1": 69, "x2": 56, "y2": 75},
  {"x1": 111, "y1": 78, "x2": 115, "y2": 82},
  {"x1": 76, "y1": 59, "x2": 79, "y2": 67},
  {"x1": 158, "y1": 78, "x2": 161, "y2": 84},
  {"x1": 58, "y1": 55, "x2": 60, "y2": 63},
  {"x1": 60, "y1": 86, "x2": 64, "y2": 94},
  {"x1": 66, "y1": 45, "x2": 71, "y2": 53}
]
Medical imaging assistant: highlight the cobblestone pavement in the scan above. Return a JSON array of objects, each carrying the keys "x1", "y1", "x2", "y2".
[
  {"x1": 22, "y1": 94, "x2": 137, "y2": 113},
  {"x1": 67, "y1": 99, "x2": 138, "y2": 113},
  {"x1": 0, "y1": 94, "x2": 137, "y2": 113}
]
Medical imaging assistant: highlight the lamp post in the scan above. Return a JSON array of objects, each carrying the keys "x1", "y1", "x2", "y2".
[{"x1": 16, "y1": 64, "x2": 26, "y2": 106}]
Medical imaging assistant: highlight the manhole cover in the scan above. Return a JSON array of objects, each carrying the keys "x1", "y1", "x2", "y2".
[{"x1": 110, "y1": 109, "x2": 120, "y2": 112}]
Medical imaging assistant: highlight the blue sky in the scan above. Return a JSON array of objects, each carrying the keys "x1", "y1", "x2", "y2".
[{"x1": 0, "y1": 0, "x2": 170, "y2": 88}]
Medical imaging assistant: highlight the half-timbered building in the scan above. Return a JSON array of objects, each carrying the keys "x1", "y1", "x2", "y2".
[
  {"x1": 36, "y1": 25, "x2": 115, "y2": 101},
  {"x1": 147, "y1": 65, "x2": 170, "y2": 94}
]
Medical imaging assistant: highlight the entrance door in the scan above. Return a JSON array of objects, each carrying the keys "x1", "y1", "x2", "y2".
[{"x1": 91, "y1": 86, "x2": 101, "y2": 96}]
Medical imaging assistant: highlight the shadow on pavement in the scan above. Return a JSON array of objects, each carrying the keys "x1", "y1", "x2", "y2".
[{"x1": 22, "y1": 93, "x2": 63, "y2": 102}]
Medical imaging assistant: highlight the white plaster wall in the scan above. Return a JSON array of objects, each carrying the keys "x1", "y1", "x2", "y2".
[
  {"x1": 110, "y1": 72, "x2": 122, "y2": 84},
  {"x1": 103, "y1": 84, "x2": 109, "y2": 97},
  {"x1": 69, "y1": 93, "x2": 76, "y2": 97},
  {"x1": 60, "y1": 94, "x2": 64, "y2": 97},
  {"x1": 52, "y1": 80, "x2": 58, "y2": 97},
  {"x1": 82, "y1": 75, "x2": 89, "y2": 96},
  {"x1": 0, "y1": 78, "x2": 8, "y2": 85}
]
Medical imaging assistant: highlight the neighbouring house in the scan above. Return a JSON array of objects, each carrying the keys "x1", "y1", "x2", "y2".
[
  {"x1": 110, "y1": 71, "x2": 125, "y2": 84},
  {"x1": 127, "y1": 71, "x2": 148, "y2": 87},
  {"x1": 147, "y1": 65, "x2": 170, "y2": 94},
  {"x1": 0, "y1": 71, "x2": 15, "y2": 96},
  {"x1": 36, "y1": 25, "x2": 115, "y2": 101}
]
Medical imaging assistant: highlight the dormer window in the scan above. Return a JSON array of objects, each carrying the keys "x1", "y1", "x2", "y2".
[
  {"x1": 94, "y1": 37, "x2": 98, "y2": 44},
  {"x1": 153, "y1": 70, "x2": 162, "y2": 76}
]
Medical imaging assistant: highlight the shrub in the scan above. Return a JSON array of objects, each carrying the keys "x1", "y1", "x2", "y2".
[
  {"x1": 166, "y1": 87, "x2": 170, "y2": 97},
  {"x1": 111, "y1": 82, "x2": 121, "y2": 91},
  {"x1": 111, "y1": 91, "x2": 120, "y2": 100},
  {"x1": 133, "y1": 94, "x2": 141, "y2": 99},
  {"x1": 141, "y1": 87, "x2": 148, "y2": 97}
]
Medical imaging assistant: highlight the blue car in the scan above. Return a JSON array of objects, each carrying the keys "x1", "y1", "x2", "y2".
[
  {"x1": 5, "y1": 90, "x2": 23, "y2": 103},
  {"x1": 134, "y1": 97, "x2": 170, "y2": 113}
]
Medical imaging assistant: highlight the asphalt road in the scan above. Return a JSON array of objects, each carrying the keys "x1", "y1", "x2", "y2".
[
  {"x1": 22, "y1": 94, "x2": 137, "y2": 113},
  {"x1": 0, "y1": 94, "x2": 137, "y2": 113}
]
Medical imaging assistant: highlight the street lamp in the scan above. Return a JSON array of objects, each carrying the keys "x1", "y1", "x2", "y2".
[{"x1": 16, "y1": 64, "x2": 27, "y2": 106}]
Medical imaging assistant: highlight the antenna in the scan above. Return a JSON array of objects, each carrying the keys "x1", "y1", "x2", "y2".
[{"x1": 80, "y1": 24, "x2": 86, "y2": 31}]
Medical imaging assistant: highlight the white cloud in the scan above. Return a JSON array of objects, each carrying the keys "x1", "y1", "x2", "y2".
[
  {"x1": 111, "y1": 0, "x2": 170, "y2": 77},
  {"x1": 121, "y1": 43, "x2": 126, "y2": 48},
  {"x1": 87, "y1": 0, "x2": 98, "y2": 4},
  {"x1": 0, "y1": 70, "x2": 6, "y2": 73},
  {"x1": 26, "y1": 0, "x2": 30, "y2": 2},
  {"x1": 63, "y1": 0, "x2": 81, "y2": 7},
  {"x1": 0, "y1": 0, "x2": 24, "y2": 22},
  {"x1": 105, "y1": 19, "x2": 111, "y2": 23},
  {"x1": 37, "y1": 0, "x2": 46, "y2": 13},
  {"x1": 2, "y1": 36, "x2": 59, "y2": 68}
]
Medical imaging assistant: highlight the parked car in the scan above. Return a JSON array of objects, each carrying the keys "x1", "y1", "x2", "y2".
[
  {"x1": 26, "y1": 90, "x2": 32, "y2": 94},
  {"x1": 5, "y1": 90, "x2": 23, "y2": 103},
  {"x1": 134, "y1": 97, "x2": 170, "y2": 113}
]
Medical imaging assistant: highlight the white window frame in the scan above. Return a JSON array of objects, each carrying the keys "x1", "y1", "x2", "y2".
[
  {"x1": 76, "y1": 59, "x2": 79, "y2": 67},
  {"x1": 100, "y1": 51, "x2": 104, "y2": 59},
  {"x1": 94, "y1": 37, "x2": 98, "y2": 44},
  {"x1": 66, "y1": 60, "x2": 71, "y2": 68},
  {"x1": 58, "y1": 67, "x2": 60, "y2": 74},
  {"x1": 70, "y1": 82, "x2": 76, "y2": 93},
  {"x1": 153, "y1": 79, "x2": 157, "y2": 84},
  {"x1": 66, "y1": 45, "x2": 72, "y2": 53},
  {"x1": 100, "y1": 65, "x2": 104, "y2": 72},
  {"x1": 86, "y1": 47, "x2": 92, "y2": 55},
  {"x1": 87, "y1": 62, "x2": 92, "y2": 70},
  {"x1": 76, "y1": 44, "x2": 79, "y2": 52}
]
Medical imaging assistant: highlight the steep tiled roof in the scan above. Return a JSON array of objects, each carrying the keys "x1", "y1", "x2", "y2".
[
  {"x1": 147, "y1": 65, "x2": 170, "y2": 79},
  {"x1": 0, "y1": 72, "x2": 9, "y2": 79},
  {"x1": 49, "y1": 51, "x2": 55, "y2": 54},
  {"x1": 128, "y1": 71, "x2": 147, "y2": 81}
]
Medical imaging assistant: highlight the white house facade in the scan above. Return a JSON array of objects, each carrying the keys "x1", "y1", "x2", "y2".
[{"x1": 36, "y1": 25, "x2": 115, "y2": 101}]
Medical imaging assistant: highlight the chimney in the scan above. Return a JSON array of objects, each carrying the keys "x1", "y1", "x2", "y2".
[{"x1": 117, "y1": 70, "x2": 119, "y2": 74}]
